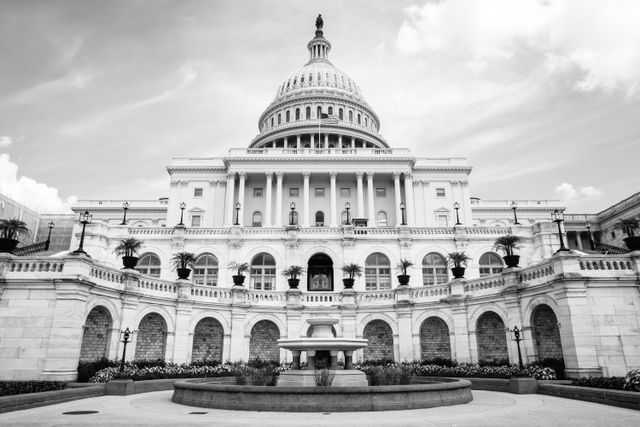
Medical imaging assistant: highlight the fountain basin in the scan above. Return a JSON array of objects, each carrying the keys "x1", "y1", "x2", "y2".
[{"x1": 277, "y1": 338, "x2": 368, "y2": 352}]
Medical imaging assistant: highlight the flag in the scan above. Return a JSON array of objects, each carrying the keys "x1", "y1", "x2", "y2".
[{"x1": 319, "y1": 113, "x2": 339, "y2": 125}]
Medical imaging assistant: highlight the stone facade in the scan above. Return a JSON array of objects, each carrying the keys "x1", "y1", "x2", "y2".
[
  {"x1": 79, "y1": 306, "x2": 112, "y2": 361},
  {"x1": 363, "y1": 320, "x2": 394, "y2": 360},
  {"x1": 249, "y1": 320, "x2": 280, "y2": 361},
  {"x1": 191, "y1": 317, "x2": 224, "y2": 362},
  {"x1": 134, "y1": 313, "x2": 167, "y2": 360},
  {"x1": 476, "y1": 312, "x2": 509, "y2": 363},
  {"x1": 532, "y1": 305, "x2": 563, "y2": 360},
  {"x1": 419, "y1": 317, "x2": 451, "y2": 360}
]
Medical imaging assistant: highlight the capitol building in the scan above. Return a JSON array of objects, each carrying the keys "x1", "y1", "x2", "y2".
[{"x1": 1, "y1": 17, "x2": 639, "y2": 382}]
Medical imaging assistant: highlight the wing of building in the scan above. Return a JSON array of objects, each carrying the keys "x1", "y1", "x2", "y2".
[{"x1": 1, "y1": 17, "x2": 639, "y2": 382}]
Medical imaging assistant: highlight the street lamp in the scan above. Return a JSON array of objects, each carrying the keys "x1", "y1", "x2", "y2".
[
  {"x1": 509, "y1": 326, "x2": 525, "y2": 371},
  {"x1": 178, "y1": 202, "x2": 186, "y2": 226},
  {"x1": 400, "y1": 202, "x2": 406, "y2": 226},
  {"x1": 121, "y1": 201, "x2": 130, "y2": 225},
  {"x1": 552, "y1": 209, "x2": 569, "y2": 252},
  {"x1": 454, "y1": 202, "x2": 461, "y2": 225},
  {"x1": 511, "y1": 201, "x2": 520, "y2": 225},
  {"x1": 116, "y1": 327, "x2": 133, "y2": 379},
  {"x1": 345, "y1": 202, "x2": 351, "y2": 225},
  {"x1": 234, "y1": 202, "x2": 241, "y2": 226},
  {"x1": 72, "y1": 210, "x2": 92, "y2": 255},
  {"x1": 585, "y1": 216, "x2": 594, "y2": 250},
  {"x1": 45, "y1": 221, "x2": 54, "y2": 250},
  {"x1": 289, "y1": 202, "x2": 297, "y2": 225}
]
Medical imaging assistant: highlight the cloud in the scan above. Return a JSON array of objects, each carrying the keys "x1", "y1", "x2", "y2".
[
  {"x1": 0, "y1": 154, "x2": 76, "y2": 213},
  {"x1": 395, "y1": 0, "x2": 640, "y2": 97},
  {"x1": 555, "y1": 182, "x2": 602, "y2": 200},
  {"x1": 0, "y1": 136, "x2": 14, "y2": 147}
]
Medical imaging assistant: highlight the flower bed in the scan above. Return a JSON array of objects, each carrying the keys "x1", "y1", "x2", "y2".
[{"x1": 571, "y1": 369, "x2": 640, "y2": 392}]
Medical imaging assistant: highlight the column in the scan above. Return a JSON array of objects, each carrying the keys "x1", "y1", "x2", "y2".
[
  {"x1": 457, "y1": 181, "x2": 466, "y2": 225},
  {"x1": 208, "y1": 180, "x2": 217, "y2": 227},
  {"x1": 275, "y1": 172, "x2": 283, "y2": 226},
  {"x1": 310, "y1": 134, "x2": 315, "y2": 147},
  {"x1": 338, "y1": 135, "x2": 342, "y2": 148},
  {"x1": 356, "y1": 172, "x2": 364, "y2": 217},
  {"x1": 296, "y1": 135, "x2": 301, "y2": 149},
  {"x1": 422, "y1": 180, "x2": 430, "y2": 227},
  {"x1": 324, "y1": 133, "x2": 329, "y2": 149},
  {"x1": 225, "y1": 172, "x2": 235, "y2": 226},
  {"x1": 265, "y1": 173, "x2": 273, "y2": 226},
  {"x1": 237, "y1": 172, "x2": 246, "y2": 226},
  {"x1": 330, "y1": 172, "x2": 337, "y2": 226},
  {"x1": 404, "y1": 173, "x2": 415, "y2": 226},
  {"x1": 303, "y1": 172, "x2": 310, "y2": 227},
  {"x1": 351, "y1": 137, "x2": 355, "y2": 149},
  {"x1": 393, "y1": 172, "x2": 402, "y2": 226},
  {"x1": 367, "y1": 172, "x2": 375, "y2": 226}
]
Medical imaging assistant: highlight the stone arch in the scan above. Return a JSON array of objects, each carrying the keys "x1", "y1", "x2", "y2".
[
  {"x1": 419, "y1": 317, "x2": 452, "y2": 360},
  {"x1": 79, "y1": 306, "x2": 113, "y2": 362},
  {"x1": 476, "y1": 311, "x2": 509, "y2": 363},
  {"x1": 191, "y1": 317, "x2": 224, "y2": 362},
  {"x1": 135, "y1": 305, "x2": 175, "y2": 333},
  {"x1": 190, "y1": 312, "x2": 230, "y2": 335},
  {"x1": 249, "y1": 320, "x2": 281, "y2": 362},
  {"x1": 531, "y1": 304, "x2": 563, "y2": 360},
  {"x1": 363, "y1": 319, "x2": 394, "y2": 361},
  {"x1": 135, "y1": 312, "x2": 167, "y2": 360}
]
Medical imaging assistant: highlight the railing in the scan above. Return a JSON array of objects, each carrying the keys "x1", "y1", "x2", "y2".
[
  {"x1": 227, "y1": 148, "x2": 409, "y2": 157},
  {"x1": 5, "y1": 259, "x2": 64, "y2": 273},
  {"x1": 470, "y1": 199, "x2": 562, "y2": 207},
  {"x1": 12, "y1": 240, "x2": 49, "y2": 256},
  {"x1": 593, "y1": 241, "x2": 629, "y2": 255},
  {"x1": 190, "y1": 285, "x2": 233, "y2": 303},
  {"x1": 304, "y1": 292, "x2": 339, "y2": 305},
  {"x1": 411, "y1": 284, "x2": 451, "y2": 301},
  {"x1": 75, "y1": 199, "x2": 167, "y2": 208},
  {"x1": 578, "y1": 256, "x2": 635, "y2": 275},
  {"x1": 355, "y1": 289, "x2": 397, "y2": 305},
  {"x1": 519, "y1": 261, "x2": 555, "y2": 286},
  {"x1": 463, "y1": 275, "x2": 505, "y2": 293},
  {"x1": 246, "y1": 290, "x2": 287, "y2": 305},
  {"x1": 129, "y1": 228, "x2": 175, "y2": 235}
]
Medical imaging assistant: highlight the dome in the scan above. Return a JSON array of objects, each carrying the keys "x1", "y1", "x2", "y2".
[{"x1": 250, "y1": 15, "x2": 387, "y2": 150}]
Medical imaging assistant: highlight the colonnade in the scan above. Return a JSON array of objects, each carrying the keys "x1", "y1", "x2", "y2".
[{"x1": 257, "y1": 133, "x2": 380, "y2": 150}]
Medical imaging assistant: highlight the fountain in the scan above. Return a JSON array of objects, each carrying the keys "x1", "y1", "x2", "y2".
[{"x1": 276, "y1": 317, "x2": 368, "y2": 387}]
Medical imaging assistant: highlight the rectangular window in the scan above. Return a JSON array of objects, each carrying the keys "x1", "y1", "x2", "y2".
[
  {"x1": 436, "y1": 188, "x2": 446, "y2": 197},
  {"x1": 191, "y1": 215, "x2": 201, "y2": 227},
  {"x1": 315, "y1": 187, "x2": 325, "y2": 197},
  {"x1": 375, "y1": 187, "x2": 386, "y2": 197},
  {"x1": 437, "y1": 215, "x2": 448, "y2": 227},
  {"x1": 193, "y1": 188, "x2": 203, "y2": 197},
  {"x1": 340, "y1": 188, "x2": 350, "y2": 197},
  {"x1": 253, "y1": 188, "x2": 263, "y2": 197},
  {"x1": 289, "y1": 187, "x2": 299, "y2": 197}
]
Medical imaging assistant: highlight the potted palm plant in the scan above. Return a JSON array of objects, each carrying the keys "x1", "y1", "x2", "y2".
[
  {"x1": 447, "y1": 252, "x2": 470, "y2": 279},
  {"x1": 494, "y1": 235, "x2": 521, "y2": 268},
  {"x1": 0, "y1": 218, "x2": 29, "y2": 253},
  {"x1": 396, "y1": 258, "x2": 414, "y2": 286},
  {"x1": 171, "y1": 251, "x2": 196, "y2": 280},
  {"x1": 113, "y1": 238, "x2": 144, "y2": 269},
  {"x1": 282, "y1": 265, "x2": 305, "y2": 288},
  {"x1": 228, "y1": 261, "x2": 250, "y2": 286},
  {"x1": 616, "y1": 218, "x2": 640, "y2": 251},
  {"x1": 341, "y1": 263, "x2": 363, "y2": 288}
]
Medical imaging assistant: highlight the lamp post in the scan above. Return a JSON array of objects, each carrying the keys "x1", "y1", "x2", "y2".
[
  {"x1": 289, "y1": 202, "x2": 296, "y2": 226},
  {"x1": 45, "y1": 221, "x2": 54, "y2": 250},
  {"x1": 400, "y1": 202, "x2": 406, "y2": 226},
  {"x1": 178, "y1": 202, "x2": 186, "y2": 226},
  {"x1": 117, "y1": 327, "x2": 133, "y2": 378},
  {"x1": 552, "y1": 209, "x2": 569, "y2": 252},
  {"x1": 511, "y1": 201, "x2": 520, "y2": 225},
  {"x1": 121, "y1": 201, "x2": 130, "y2": 225},
  {"x1": 234, "y1": 202, "x2": 241, "y2": 226},
  {"x1": 509, "y1": 326, "x2": 525, "y2": 371},
  {"x1": 454, "y1": 202, "x2": 461, "y2": 225},
  {"x1": 72, "y1": 210, "x2": 92, "y2": 255},
  {"x1": 345, "y1": 202, "x2": 351, "y2": 225}
]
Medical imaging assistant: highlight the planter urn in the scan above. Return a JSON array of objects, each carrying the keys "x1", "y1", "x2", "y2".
[
  {"x1": 122, "y1": 256, "x2": 139, "y2": 269},
  {"x1": 451, "y1": 267, "x2": 465, "y2": 279},
  {"x1": 342, "y1": 278, "x2": 355, "y2": 289},
  {"x1": 287, "y1": 278, "x2": 300, "y2": 289},
  {"x1": 397, "y1": 274, "x2": 410, "y2": 286},
  {"x1": 0, "y1": 238, "x2": 19, "y2": 254},
  {"x1": 503, "y1": 255, "x2": 520, "y2": 268},
  {"x1": 624, "y1": 236, "x2": 640, "y2": 251},
  {"x1": 177, "y1": 268, "x2": 191, "y2": 280},
  {"x1": 232, "y1": 275, "x2": 246, "y2": 286}
]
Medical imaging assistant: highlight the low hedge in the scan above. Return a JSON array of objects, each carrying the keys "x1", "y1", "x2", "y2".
[
  {"x1": 571, "y1": 369, "x2": 640, "y2": 392},
  {"x1": 0, "y1": 381, "x2": 64, "y2": 397}
]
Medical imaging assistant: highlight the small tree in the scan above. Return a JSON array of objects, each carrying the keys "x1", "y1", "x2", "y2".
[
  {"x1": 228, "y1": 261, "x2": 250, "y2": 276},
  {"x1": 0, "y1": 218, "x2": 30, "y2": 240},
  {"x1": 113, "y1": 238, "x2": 144, "y2": 258},
  {"x1": 282, "y1": 265, "x2": 305, "y2": 279},
  {"x1": 494, "y1": 235, "x2": 521, "y2": 257},
  {"x1": 171, "y1": 251, "x2": 196, "y2": 270},
  {"x1": 341, "y1": 263, "x2": 363, "y2": 279},
  {"x1": 616, "y1": 218, "x2": 640, "y2": 238},
  {"x1": 396, "y1": 258, "x2": 414, "y2": 275},
  {"x1": 447, "y1": 252, "x2": 471, "y2": 268}
]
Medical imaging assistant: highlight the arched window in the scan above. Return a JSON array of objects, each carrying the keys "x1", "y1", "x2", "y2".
[
  {"x1": 295, "y1": 108, "x2": 300, "y2": 120},
  {"x1": 377, "y1": 211, "x2": 388, "y2": 226},
  {"x1": 357, "y1": 113, "x2": 361, "y2": 124},
  {"x1": 309, "y1": 73, "x2": 313, "y2": 83},
  {"x1": 250, "y1": 253, "x2": 276, "y2": 291},
  {"x1": 136, "y1": 253, "x2": 161, "y2": 277},
  {"x1": 252, "y1": 211, "x2": 263, "y2": 227},
  {"x1": 315, "y1": 211, "x2": 325, "y2": 226},
  {"x1": 365, "y1": 117, "x2": 368, "y2": 127},
  {"x1": 365, "y1": 253, "x2": 391, "y2": 290},
  {"x1": 348, "y1": 111, "x2": 353, "y2": 122},
  {"x1": 277, "y1": 113, "x2": 281, "y2": 125},
  {"x1": 270, "y1": 117, "x2": 274, "y2": 127},
  {"x1": 479, "y1": 253, "x2": 503, "y2": 276},
  {"x1": 422, "y1": 253, "x2": 448, "y2": 286},
  {"x1": 328, "y1": 106, "x2": 333, "y2": 115},
  {"x1": 285, "y1": 111, "x2": 290, "y2": 122},
  {"x1": 305, "y1": 106, "x2": 311, "y2": 119},
  {"x1": 317, "y1": 72, "x2": 321, "y2": 82},
  {"x1": 194, "y1": 254, "x2": 218, "y2": 286},
  {"x1": 317, "y1": 106, "x2": 322, "y2": 118},
  {"x1": 338, "y1": 108, "x2": 343, "y2": 120}
]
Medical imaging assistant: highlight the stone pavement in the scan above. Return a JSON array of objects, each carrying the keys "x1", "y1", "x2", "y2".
[{"x1": 0, "y1": 390, "x2": 639, "y2": 426}]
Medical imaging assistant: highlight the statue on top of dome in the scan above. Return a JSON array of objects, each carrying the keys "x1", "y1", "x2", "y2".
[{"x1": 316, "y1": 14, "x2": 323, "y2": 30}]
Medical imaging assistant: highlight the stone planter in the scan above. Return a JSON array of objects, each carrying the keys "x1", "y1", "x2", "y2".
[
  {"x1": 503, "y1": 255, "x2": 520, "y2": 268},
  {"x1": 342, "y1": 278, "x2": 355, "y2": 288},
  {"x1": 451, "y1": 267, "x2": 465, "y2": 279},
  {"x1": 232, "y1": 275, "x2": 246, "y2": 286},
  {"x1": 122, "y1": 256, "x2": 139, "y2": 269},
  {"x1": 0, "y1": 238, "x2": 18, "y2": 254},
  {"x1": 509, "y1": 376, "x2": 537, "y2": 394},
  {"x1": 177, "y1": 268, "x2": 191, "y2": 280},
  {"x1": 287, "y1": 278, "x2": 300, "y2": 288},
  {"x1": 624, "y1": 236, "x2": 640, "y2": 251},
  {"x1": 397, "y1": 274, "x2": 410, "y2": 286}
]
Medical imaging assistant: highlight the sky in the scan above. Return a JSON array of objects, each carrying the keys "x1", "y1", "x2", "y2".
[{"x1": 1, "y1": 0, "x2": 639, "y2": 214}]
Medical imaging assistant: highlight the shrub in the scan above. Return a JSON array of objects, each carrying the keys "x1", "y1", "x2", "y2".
[
  {"x1": 624, "y1": 369, "x2": 640, "y2": 392},
  {"x1": 572, "y1": 376, "x2": 626, "y2": 390},
  {"x1": 0, "y1": 381, "x2": 64, "y2": 397},
  {"x1": 234, "y1": 366, "x2": 277, "y2": 386},
  {"x1": 189, "y1": 359, "x2": 221, "y2": 368},
  {"x1": 478, "y1": 359, "x2": 510, "y2": 367},
  {"x1": 313, "y1": 369, "x2": 336, "y2": 386},
  {"x1": 77, "y1": 357, "x2": 119, "y2": 382},
  {"x1": 420, "y1": 358, "x2": 456, "y2": 367},
  {"x1": 531, "y1": 358, "x2": 565, "y2": 379}
]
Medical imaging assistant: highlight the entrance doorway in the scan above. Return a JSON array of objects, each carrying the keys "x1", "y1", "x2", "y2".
[{"x1": 307, "y1": 253, "x2": 334, "y2": 291}]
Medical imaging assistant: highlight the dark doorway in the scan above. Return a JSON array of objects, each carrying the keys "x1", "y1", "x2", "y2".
[{"x1": 307, "y1": 253, "x2": 334, "y2": 291}]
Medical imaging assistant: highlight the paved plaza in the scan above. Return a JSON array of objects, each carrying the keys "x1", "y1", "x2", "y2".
[{"x1": 1, "y1": 390, "x2": 639, "y2": 426}]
